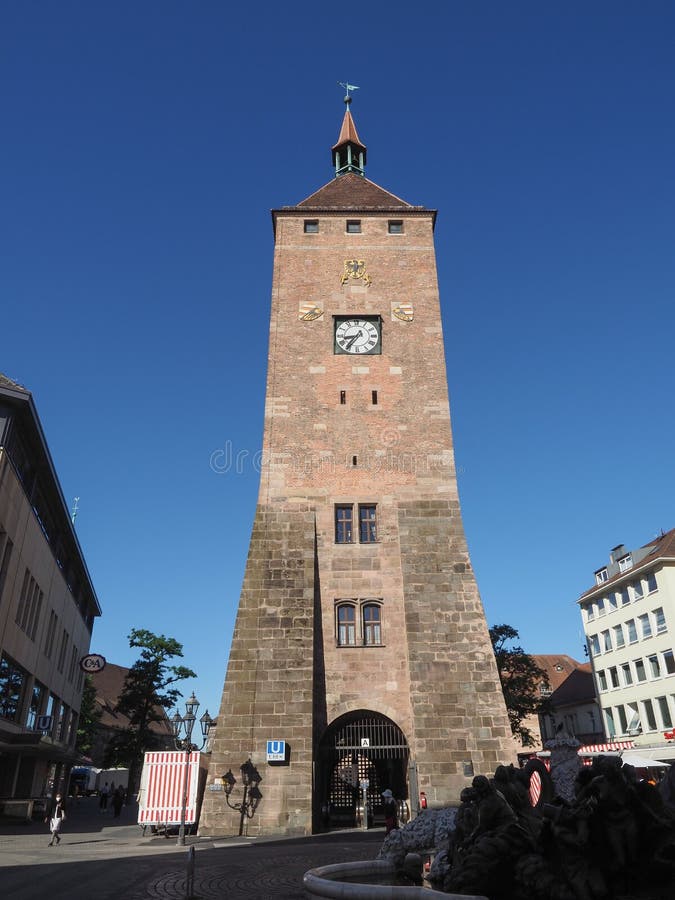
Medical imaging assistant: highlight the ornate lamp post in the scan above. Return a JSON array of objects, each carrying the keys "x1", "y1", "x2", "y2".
[
  {"x1": 171, "y1": 692, "x2": 214, "y2": 846},
  {"x1": 223, "y1": 758, "x2": 263, "y2": 836}
]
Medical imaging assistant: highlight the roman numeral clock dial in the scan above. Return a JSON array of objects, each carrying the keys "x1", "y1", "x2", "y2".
[{"x1": 334, "y1": 317, "x2": 381, "y2": 355}]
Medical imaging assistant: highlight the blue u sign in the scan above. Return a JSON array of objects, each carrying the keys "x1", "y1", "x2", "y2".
[{"x1": 266, "y1": 740, "x2": 285, "y2": 761}]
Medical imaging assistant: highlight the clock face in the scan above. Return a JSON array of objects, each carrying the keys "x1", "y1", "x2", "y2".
[{"x1": 335, "y1": 318, "x2": 381, "y2": 354}]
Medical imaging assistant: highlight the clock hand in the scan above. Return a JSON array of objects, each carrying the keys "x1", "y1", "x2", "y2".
[{"x1": 345, "y1": 330, "x2": 362, "y2": 349}]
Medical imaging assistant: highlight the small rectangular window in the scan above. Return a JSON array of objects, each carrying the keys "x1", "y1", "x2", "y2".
[
  {"x1": 371, "y1": 390, "x2": 378, "y2": 405},
  {"x1": 335, "y1": 506, "x2": 353, "y2": 544},
  {"x1": 643, "y1": 699, "x2": 657, "y2": 730},
  {"x1": 589, "y1": 634, "x2": 601, "y2": 656},
  {"x1": 359, "y1": 505, "x2": 377, "y2": 543},
  {"x1": 0, "y1": 533, "x2": 13, "y2": 604},
  {"x1": 663, "y1": 650, "x2": 675, "y2": 675},
  {"x1": 340, "y1": 390, "x2": 346, "y2": 405},
  {"x1": 635, "y1": 658, "x2": 647, "y2": 682},
  {"x1": 619, "y1": 587, "x2": 630, "y2": 606},
  {"x1": 346, "y1": 220, "x2": 361, "y2": 234},
  {"x1": 621, "y1": 663, "x2": 633, "y2": 685},
  {"x1": 388, "y1": 220, "x2": 403, "y2": 234},
  {"x1": 337, "y1": 603, "x2": 356, "y2": 646},
  {"x1": 597, "y1": 597, "x2": 606, "y2": 617},
  {"x1": 605, "y1": 707, "x2": 616, "y2": 737},
  {"x1": 607, "y1": 592, "x2": 618, "y2": 611},
  {"x1": 363, "y1": 603, "x2": 382, "y2": 646},
  {"x1": 657, "y1": 696, "x2": 673, "y2": 729},
  {"x1": 648, "y1": 654, "x2": 661, "y2": 678},
  {"x1": 654, "y1": 607, "x2": 667, "y2": 633},
  {"x1": 626, "y1": 619, "x2": 638, "y2": 643},
  {"x1": 602, "y1": 629, "x2": 612, "y2": 652},
  {"x1": 627, "y1": 704, "x2": 641, "y2": 733},
  {"x1": 633, "y1": 580, "x2": 644, "y2": 601},
  {"x1": 596, "y1": 568, "x2": 609, "y2": 585},
  {"x1": 613, "y1": 624, "x2": 625, "y2": 648},
  {"x1": 304, "y1": 219, "x2": 319, "y2": 233},
  {"x1": 597, "y1": 670, "x2": 608, "y2": 691},
  {"x1": 647, "y1": 572, "x2": 658, "y2": 593},
  {"x1": 618, "y1": 554, "x2": 633, "y2": 572},
  {"x1": 617, "y1": 704, "x2": 628, "y2": 733},
  {"x1": 639, "y1": 613, "x2": 652, "y2": 639},
  {"x1": 609, "y1": 666, "x2": 619, "y2": 688}
]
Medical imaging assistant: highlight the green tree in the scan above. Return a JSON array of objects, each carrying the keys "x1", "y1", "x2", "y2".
[
  {"x1": 104, "y1": 629, "x2": 196, "y2": 790},
  {"x1": 75, "y1": 675, "x2": 101, "y2": 757},
  {"x1": 489, "y1": 624, "x2": 550, "y2": 747}
]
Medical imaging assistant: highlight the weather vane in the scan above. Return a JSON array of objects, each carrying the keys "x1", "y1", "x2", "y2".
[{"x1": 338, "y1": 81, "x2": 360, "y2": 102}]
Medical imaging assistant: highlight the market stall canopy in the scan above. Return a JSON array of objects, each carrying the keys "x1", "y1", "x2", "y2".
[{"x1": 621, "y1": 752, "x2": 670, "y2": 768}]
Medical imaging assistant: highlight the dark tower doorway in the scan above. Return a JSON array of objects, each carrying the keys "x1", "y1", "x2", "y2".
[{"x1": 317, "y1": 710, "x2": 409, "y2": 830}]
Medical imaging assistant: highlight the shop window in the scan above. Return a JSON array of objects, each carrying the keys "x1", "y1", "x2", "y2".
[{"x1": 0, "y1": 654, "x2": 27, "y2": 723}]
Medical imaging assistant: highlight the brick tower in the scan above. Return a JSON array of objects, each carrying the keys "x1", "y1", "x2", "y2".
[{"x1": 200, "y1": 95, "x2": 513, "y2": 837}]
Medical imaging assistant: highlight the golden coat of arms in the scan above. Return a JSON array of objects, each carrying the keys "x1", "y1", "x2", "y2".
[
  {"x1": 392, "y1": 302, "x2": 414, "y2": 322},
  {"x1": 340, "y1": 259, "x2": 372, "y2": 286},
  {"x1": 298, "y1": 303, "x2": 324, "y2": 321}
]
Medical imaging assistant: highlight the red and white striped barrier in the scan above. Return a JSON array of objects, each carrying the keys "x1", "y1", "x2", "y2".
[{"x1": 137, "y1": 751, "x2": 200, "y2": 826}]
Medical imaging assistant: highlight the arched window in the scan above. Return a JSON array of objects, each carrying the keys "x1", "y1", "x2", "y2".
[
  {"x1": 363, "y1": 603, "x2": 381, "y2": 646},
  {"x1": 337, "y1": 604, "x2": 356, "y2": 646}
]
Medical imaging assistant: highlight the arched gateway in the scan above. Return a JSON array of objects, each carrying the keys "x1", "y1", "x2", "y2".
[
  {"x1": 317, "y1": 711, "x2": 409, "y2": 829},
  {"x1": 199, "y1": 95, "x2": 514, "y2": 839}
]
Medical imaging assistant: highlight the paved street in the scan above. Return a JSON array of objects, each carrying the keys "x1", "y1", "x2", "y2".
[{"x1": 0, "y1": 796, "x2": 384, "y2": 899}]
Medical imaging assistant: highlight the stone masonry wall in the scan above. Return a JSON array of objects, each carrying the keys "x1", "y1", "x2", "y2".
[
  {"x1": 200, "y1": 504, "x2": 316, "y2": 837},
  {"x1": 399, "y1": 499, "x2": 515, "y2": 803}
]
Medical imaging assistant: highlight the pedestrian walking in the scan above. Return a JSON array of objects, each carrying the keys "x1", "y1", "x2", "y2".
[
  {"x1": 45, "y1": 793, "x2": 66, "y2": 845},
  {"x1": 112, "y1": 786, "x2": 125, "y2": 818},
  {"x1": 99, "y1": 781, "x2": 110, "y2": 811},
  {"x1": 382, "y1": 789, "x2": 398, "y2": 834}
]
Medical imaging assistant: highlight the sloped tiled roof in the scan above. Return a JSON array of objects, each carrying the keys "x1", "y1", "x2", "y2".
[
  {"x1": 92, "y1": 662, "x2": 173, "y2": 735},
  {"x1": 0, "y1": 373, "x2": 30, "y2": 394},
  {"x1": 533, "y1": 654, "x2": 585, "y2": 693},
  {"x1": 294, "y1": 173, "x2": 418, "y2": 211},
  {"x1": 579, "y1": 527, "x2": 675, "y2": 601},
  {"x1": 549, "y1": 666, "x2": 595, "y2": 707}
]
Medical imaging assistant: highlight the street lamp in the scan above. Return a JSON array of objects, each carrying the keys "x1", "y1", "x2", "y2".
[
  {"x1": 223, "y1": 758, "x2": 263, "y2": 836},
  {"x1": 172, "y1": 692, "x2": 214, "y2": 846}
]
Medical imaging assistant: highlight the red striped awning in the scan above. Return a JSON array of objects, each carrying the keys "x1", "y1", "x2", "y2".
[{"x1": 578, "y1": 741, "x2": 635, "y2": 755}]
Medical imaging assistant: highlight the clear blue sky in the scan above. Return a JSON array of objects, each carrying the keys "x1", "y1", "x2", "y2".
[{"x1": 2, "y1": 2, "x2": 674, "y2": 721}]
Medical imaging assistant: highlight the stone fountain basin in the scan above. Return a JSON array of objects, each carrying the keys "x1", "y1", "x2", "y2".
[{"x1": 303, "y1": 859, "x2": 487, "y2": 899}]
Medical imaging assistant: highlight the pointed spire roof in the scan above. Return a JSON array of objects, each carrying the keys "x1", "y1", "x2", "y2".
[
  {"x1": 332, "y1": 103, "x2": 366, "y2": 154},
  {"x1": 271, "y1": 91, "x2": 436, "y2": 228},
  {"x1": 331, "y1": 93, "x2": 367, "y2": 177}
]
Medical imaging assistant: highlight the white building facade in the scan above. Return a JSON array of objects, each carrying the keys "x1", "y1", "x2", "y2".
[{"x1": 578, "y1": 531, "x2": 675, "y2": 761}]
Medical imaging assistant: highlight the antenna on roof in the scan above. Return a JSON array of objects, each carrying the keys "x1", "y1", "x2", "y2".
[{"x1": 71, "y1": 497, "x2": 80, "y2": 525}]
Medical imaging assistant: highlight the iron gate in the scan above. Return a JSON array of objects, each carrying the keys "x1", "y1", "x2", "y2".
[{"x1": 318, "y1": 711, "x2": 409, "y2": 827}]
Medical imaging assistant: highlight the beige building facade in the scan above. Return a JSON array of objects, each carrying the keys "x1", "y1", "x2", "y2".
[
  {"x1": 0, "y1": 375, "x2": 100, "y2": 804},
  {"x1": 579, "y1": 529, "x2": 675, "y2": 762},
  {"x1": 200, "y1": 99, "x2": 514, "y2": 837}
]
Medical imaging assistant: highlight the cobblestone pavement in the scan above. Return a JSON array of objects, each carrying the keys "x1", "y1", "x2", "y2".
[{"x1": 0, "y1": 796, "x2": 384, "y2": 900}]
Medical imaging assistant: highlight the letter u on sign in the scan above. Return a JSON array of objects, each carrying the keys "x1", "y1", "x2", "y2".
[{"x1": 266, "y1": 740, "x2": 285, "y2": 761}]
